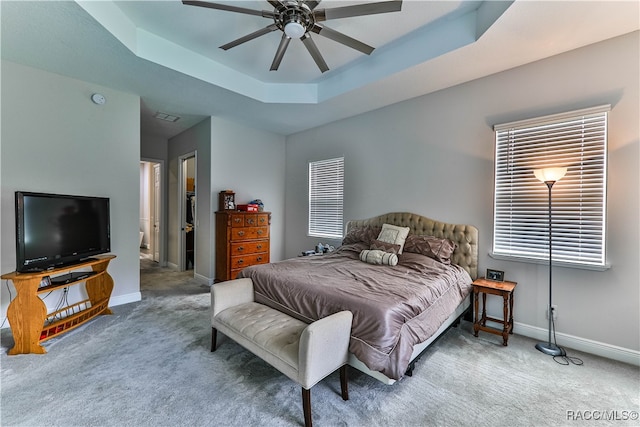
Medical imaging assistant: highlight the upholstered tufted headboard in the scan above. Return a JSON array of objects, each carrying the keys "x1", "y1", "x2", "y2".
[{"x1": 345, "y1": 212, "x2": 479, "y2": 279}]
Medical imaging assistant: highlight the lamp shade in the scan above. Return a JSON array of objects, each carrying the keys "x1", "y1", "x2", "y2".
[{"x1": 534, "y1": 167, "x2": 567, "y2": 183}]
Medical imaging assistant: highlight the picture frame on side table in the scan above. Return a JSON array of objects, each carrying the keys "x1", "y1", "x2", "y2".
[
  {"x1": 219, "y1": 190, "x2": 235, "y2": 211},
  {"x1": 486, "y1": 269, "x2": 505, "y2": 282}
]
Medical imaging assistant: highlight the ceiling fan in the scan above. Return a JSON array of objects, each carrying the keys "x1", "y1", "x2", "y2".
[{"x1": 182, "y1": 0, "x2": 403, "y2": 73}]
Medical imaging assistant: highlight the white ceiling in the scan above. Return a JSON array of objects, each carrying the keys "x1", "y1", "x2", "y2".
[{"x1": 1, "y1": 1, "x2": 638, "y2": 138}]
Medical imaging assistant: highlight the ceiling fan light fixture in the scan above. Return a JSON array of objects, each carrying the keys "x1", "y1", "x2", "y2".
[
  {"x1": 284, "y1": 21, "x2": 306, "y2": 38},
  {"x1": 183, "y1": 0, "x2": 404, "y2": 73}
]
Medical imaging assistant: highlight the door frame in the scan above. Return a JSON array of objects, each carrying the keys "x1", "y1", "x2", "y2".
[
  {"x1": 178, "y1": 151, "x2": 196, "y2": 272},
  {"x1": 141, "y1": 157, "x2": 166, "y2": 267},
  {"x1": 152, "y1": 162, "x2": 162, "y2": 263}
]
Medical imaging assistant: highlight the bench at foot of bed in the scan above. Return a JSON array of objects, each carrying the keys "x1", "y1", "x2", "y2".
[{"x1": 211, "y1": 278, "x2": 353, "y2": 427}]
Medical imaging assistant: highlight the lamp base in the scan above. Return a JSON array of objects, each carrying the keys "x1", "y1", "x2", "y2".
[{"x1": 535, "y1": 342, "x2": 566, "y2": 356}]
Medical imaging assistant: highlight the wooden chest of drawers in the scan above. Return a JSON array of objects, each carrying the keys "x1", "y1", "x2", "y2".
[{"x1": 215, "y1": 211, "x2": 271, "y2": 282}]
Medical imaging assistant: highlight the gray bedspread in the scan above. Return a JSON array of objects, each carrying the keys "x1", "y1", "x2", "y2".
[{"x1": 238, "y1": 242, "x2": 472, "y2": 380}]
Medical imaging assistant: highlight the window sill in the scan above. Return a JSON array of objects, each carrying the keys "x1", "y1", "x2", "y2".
[
  {"x1": 308, "y1": 233, "x2": 343, "y2": 240},
  {"x1": 489, "y1": 252, "x2": 610, "y2": 271}
]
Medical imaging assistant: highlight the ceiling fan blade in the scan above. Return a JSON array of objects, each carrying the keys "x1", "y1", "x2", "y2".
[
  {"x1": 266, "y1": 0, "x2": 282, "y2": 8},
  {"x1": 315, "y1": 0, "x2": 402, "y2": 21},
  {"x1": 301, "y1": 33, "x2": 329, "y2": 73},
  {"x1": 182, "y1": 1, "x2": 275, "y2": 19},
  {"x1": 220, "y1": 24, "x2": 279, "y2": 50},
  {"x1": 270, "y1": 34, "x2": 292, "y2": 71},
  {"x1": 304, "y1": 1, "x2": 321, "y2": 10},
  {"x1": 311, "y1": 24, "x2": 374, "y2": 55}
]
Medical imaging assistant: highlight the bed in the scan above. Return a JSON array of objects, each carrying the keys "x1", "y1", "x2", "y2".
[{"x1": 237, "y1": 212, "x2": 478, "y2": 384}]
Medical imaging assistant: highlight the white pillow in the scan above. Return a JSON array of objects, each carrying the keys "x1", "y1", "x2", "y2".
[
  {"x1": 376, "y1": 224, "x2": 410, "y2": 254},
  {"x1": 360, "y1": 249, "x2": 398, "y2": 266}
]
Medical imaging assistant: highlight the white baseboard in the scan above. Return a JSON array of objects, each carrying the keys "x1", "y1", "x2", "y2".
[
  {"x1": 194, "y1": 273, "x2": 214, "y2": 286},
  {"x1": 109, "y1": 291, "x2": 142, "y2": 307},
  {"x1": 514, "y1": 321, "x2": 640, "y2": 366},
  {"x1": 160, "y1": 263, "x2": 212, "y2": 285}
]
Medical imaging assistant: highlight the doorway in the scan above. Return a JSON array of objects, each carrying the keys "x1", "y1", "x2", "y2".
[
  {"x1": 140, "y1": 159, "x2": 164, "y2": 264},
  {"x1": 179, "y1": 153, "x2": 196, "y2": 272}
]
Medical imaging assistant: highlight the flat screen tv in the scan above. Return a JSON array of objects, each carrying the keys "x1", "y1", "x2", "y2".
[{"x1": 15, "y1": 191, "x2": 111, "y2": 272}]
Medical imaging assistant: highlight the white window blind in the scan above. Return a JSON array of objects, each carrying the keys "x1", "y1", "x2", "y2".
[
  {"x1": 309, "y1": 157, "x2": 344, "y2": 239},
  {"x1": 492, "y1": 105, "x2": 609, "y2": 268}
]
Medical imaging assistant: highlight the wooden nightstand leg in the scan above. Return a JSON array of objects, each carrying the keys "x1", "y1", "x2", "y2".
[
  {"x1": 481, "y1": 293, "x2": 487, "y2": 326},
  {"x1": 502, "y1": 292, "x2": 509, "y2": 346},
  {"x1": 473, "y1": 288, "x2": 479, "y2": 337},
  {"x1": 509, "y1": 293, "x2": 515, "y2": 334}
]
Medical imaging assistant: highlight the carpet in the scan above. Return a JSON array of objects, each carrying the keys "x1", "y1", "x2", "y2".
[{"x1": 1, "y1": 260, "x2": 638, "y2": 426}]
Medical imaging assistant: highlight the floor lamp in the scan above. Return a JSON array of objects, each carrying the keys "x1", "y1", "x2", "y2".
[{"x1": 533, "y1": 167, "x2": 567, "y2": 357}]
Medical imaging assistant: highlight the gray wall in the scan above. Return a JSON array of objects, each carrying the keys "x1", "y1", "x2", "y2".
[
  {"x1": 141, "y1": 133, "x2": 169, "y2": 162},
  {"x1": 284, "y1": 32, "x2": 639, "y2": 361},
  {"x1": 1, "y1": 60, "x2": 142, "y2": 318},
  {"x1": 167, "y1": 118, "x2": 211, "y2": 281},
  {"x1": 163, "y1": 117, "x2": 286, "y2": 283},
  {"x1": 210, "y1": 117, "x2": 287, "y2": 264}
]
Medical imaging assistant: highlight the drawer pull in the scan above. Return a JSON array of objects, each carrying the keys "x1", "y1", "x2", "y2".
[
  {"x1": 237, "y1": 231, "x2": 245, "y2": 237},
  {"x1": 257, "y1": 230, "x2": 263, "y2": 235},
  {"x1": 237, "y1": 259, "x2": 244, "y2": 265},
  {"x1": 256, "y1": 245, "x2": 262, "y2": 250},
  {"x1": 234, "y1": 218, "x2": 241, "y2": 223},
  {"x1": 237, "y1": 246, "x2": 244, "y2": 252},
  {"x1": 257, "y1": 256, "x2": 263, "y2": 262},
  {"x1": 247, "y1": 219, "x2": 255, "y2": 225}
]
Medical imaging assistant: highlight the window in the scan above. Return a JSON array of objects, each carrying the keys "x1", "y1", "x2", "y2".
[
  {"x1": 308, "y1": 157, "x2": 344, "y2": 239},
  {"x1": 492, "y1": 105, "x2": 609, "y2": 269}
]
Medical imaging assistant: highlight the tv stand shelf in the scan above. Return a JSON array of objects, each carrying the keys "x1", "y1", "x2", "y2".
[{"x1": 1, "y1": 255, "x2": 116, "y2": 355}]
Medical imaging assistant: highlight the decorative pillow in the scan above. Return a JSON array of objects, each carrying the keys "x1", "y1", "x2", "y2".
[
  {"x1": 403, "y1": 234, "x2": 458, "y2": 264},
  {"x1": 370, "y1": 239, "x2": 401, "y2": 255},
  {"x1": 376, "y1": 224, "x2": 410, "y2": 254},
  {"x1": 359, "y1": 249, "x2": 398, "y2": 266},
  {"x1": 342, "y1": 226, "x2": 382, "y2": 246}
]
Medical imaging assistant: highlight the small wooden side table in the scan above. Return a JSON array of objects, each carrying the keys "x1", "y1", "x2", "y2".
[{"x1": 473, "y1": 278, "x2": 517, "y2": 346}]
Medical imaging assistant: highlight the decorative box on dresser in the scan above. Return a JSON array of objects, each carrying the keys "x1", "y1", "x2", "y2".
[{"x1": 215, "y1": 211, "x2": 271, "y2": 282}]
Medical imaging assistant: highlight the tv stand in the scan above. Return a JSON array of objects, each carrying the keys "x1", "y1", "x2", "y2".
[{"x1": 1, "y1": 255, "x2": 116, "y2": 355}]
